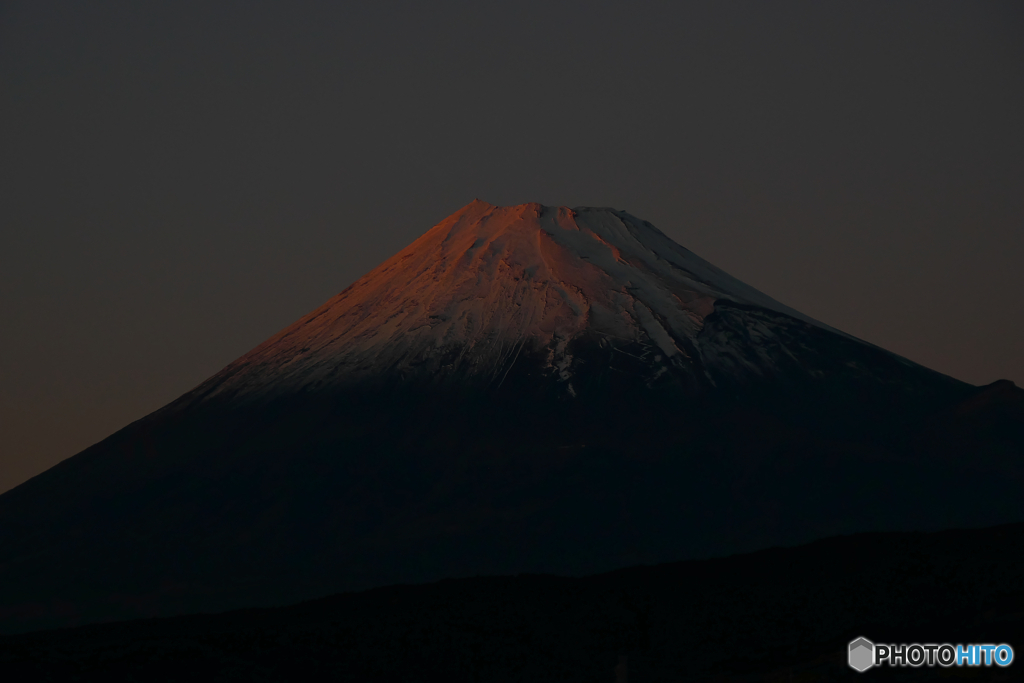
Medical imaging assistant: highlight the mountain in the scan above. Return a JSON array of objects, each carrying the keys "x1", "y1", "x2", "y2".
[
  {"x1": 155, "y1": 200, "x2": 950, "y2": 401},
  {"x1": 1, "y1": 200, "x2": 1022, "y2": 634}
]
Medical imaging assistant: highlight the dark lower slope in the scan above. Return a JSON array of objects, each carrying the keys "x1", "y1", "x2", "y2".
[
  {"x1": 0, "y1": 304, "x2": 1021, "y2": 634},
  {"x1": 1, "y1": 523, "x2": 1022, "y2": 682}
]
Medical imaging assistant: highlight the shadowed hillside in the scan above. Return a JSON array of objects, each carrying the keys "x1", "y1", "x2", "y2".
[{"x1": 1, "y1": 523, "x2": 1022, "y2": 682}]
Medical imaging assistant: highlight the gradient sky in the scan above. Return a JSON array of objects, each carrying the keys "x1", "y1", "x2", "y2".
[{"x1": 2, "y1": 1, "x2": 1022, "y2": 494}]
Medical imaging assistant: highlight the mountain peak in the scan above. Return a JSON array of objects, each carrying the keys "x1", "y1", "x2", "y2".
[{"x1": 185, "y1": 202, "x2": 848, "y2": 405}]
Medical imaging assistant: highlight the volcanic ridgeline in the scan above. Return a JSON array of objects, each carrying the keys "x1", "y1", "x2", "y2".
[{"x1": 1, "y1": 200, "x2": 1021, "y2": 633}]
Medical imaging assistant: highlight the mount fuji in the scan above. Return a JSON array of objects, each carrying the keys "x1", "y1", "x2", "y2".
[
  {"x1": 172, "y1": 200, "x2": 926, "y2": 401},
  {"x1": 1, "y1": 201, "x2": 1021, "y2": 633}
]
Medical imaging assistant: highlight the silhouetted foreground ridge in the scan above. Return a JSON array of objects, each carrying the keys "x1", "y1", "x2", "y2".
[{"x1": 2, "y1": 523, "x2": 1022, "y2": 682}]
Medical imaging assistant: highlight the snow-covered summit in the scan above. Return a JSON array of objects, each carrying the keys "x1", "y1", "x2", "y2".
[{"x1": 194, "y1": 200, "x2": 845, "y2": 402}]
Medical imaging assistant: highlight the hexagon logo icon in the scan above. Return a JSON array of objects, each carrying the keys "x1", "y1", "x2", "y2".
[{"x1": 848, "y1": 637, "x2": 875, "y2": 672}]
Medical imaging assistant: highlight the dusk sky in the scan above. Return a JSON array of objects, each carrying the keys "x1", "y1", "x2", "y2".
[{"x1": 2, "y1": 1, "x2": 1022, "y2": 494}]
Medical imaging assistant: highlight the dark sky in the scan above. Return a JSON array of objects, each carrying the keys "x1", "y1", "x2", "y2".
[{"x1": 2, "y1": 0, "x2": 1022, "y2": 494}]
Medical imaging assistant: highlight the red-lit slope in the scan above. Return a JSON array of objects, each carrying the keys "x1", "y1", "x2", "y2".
[{"x1": 193, "y1": 200, "x2": 846, "y2": 403}]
